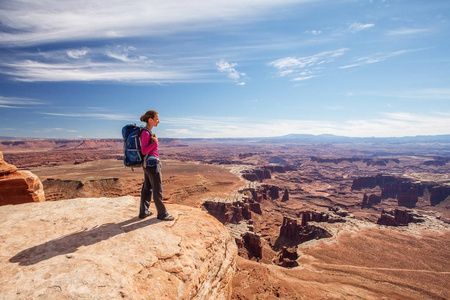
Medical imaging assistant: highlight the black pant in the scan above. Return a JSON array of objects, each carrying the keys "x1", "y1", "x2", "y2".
[{"x1": 140, "y1": 164, "x2": 168, "y2": 218}]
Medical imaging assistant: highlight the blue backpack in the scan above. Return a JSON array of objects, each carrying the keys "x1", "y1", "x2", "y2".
[{"x1": 122, "y1": 124, "x2": 147, "y2": 168}]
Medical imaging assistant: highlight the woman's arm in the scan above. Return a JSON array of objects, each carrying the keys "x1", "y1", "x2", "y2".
[{"x1": 141, "y1": 130, "x2": 157, "y2": 155}]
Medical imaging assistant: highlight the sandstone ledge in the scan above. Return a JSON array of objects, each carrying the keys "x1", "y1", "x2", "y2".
[{"x1": 0, "y1": 196, "x2": 237, "y2": 299}]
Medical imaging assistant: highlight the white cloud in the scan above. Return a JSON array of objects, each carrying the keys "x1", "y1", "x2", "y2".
[
  {"x1": 105, "y1": 46, "x2": 152, "y2": 63},
  {"x1": 41, "y1": 112, "x2": 135, "y2": 120},
  {"x1": 216, "y1": 59, "x2": 246, "y2": 85},
  {"x1": 386, "y1": 28, "x2": 430, "y2": 36},
  {"x1": 0, "y1": 0, "x2": 315, "y2": 47},
  {"x1": 348, "y1": 22, "x2": 374, "y2": 33},
  {"x1": 1, "y1": 56, "x2": 196, "y2": 83},
  {"x1": 305, "y1": 30, "x2": 322, "y2": 35},
  {"x1": 293, "y1": 76, "x2": 314, "y2": 81},
  {"x1": 0, "y1": 44, "x2": 216, "y2": 82},
  {"x1": 269, "y1": 48, "x2": 348, "y2": 81},
  {"x1": 0, "y1": 96, "x2": 45, "y2": 108},
  {"x1": 67, "y1": 48, "x2": 89, "y2": 59},
  {"x1": 339, "y1": 48, "x2": 427, "y2": 69}
]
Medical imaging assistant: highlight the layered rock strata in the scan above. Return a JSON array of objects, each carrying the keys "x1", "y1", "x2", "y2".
[
  {"x1": 276, "y1": 215, "x2": 333, "y2": 248},
  {"x1": 241, "y1": 165, "x2": 295, "y2": 182},
  {"x1": 272, "y1": 213, "x2": 343, "y2": 267},
  {"x1": 1, "y1": 196, "x2": 237, "y2": 299},
  {"x1": 0, "y1": 151, "x2": 45, "y2": 205},
  {"x1": 235, "y1": 232, "x2": 263, "y2": 260},
  {"x1": 203, "y1": 184, "x2": 283, "y2": 226},
  {"x1": 377, "y1": 209, "x2": 425, "y2": 226},
  {"x1": 353, "y1": 174, "x2": 450, "y2": 207}
]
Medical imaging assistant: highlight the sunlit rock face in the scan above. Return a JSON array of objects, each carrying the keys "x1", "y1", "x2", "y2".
[
  {"x1": 0, "y1": 151, "x2": 45, "y2": 205},
  {"x1": 0, "y1": 196, "x2": 237, "y2": 299},
  {"x1": 353, "y1": 174, "x2": 450, "y2": 207}
]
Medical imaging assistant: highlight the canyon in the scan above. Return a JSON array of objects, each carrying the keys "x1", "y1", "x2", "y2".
[{"x1": 1, "y1": 136, "x2": 449, "y2": 299}]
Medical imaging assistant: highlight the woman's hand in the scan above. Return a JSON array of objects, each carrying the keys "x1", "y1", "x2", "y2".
[{"x1": 151, "y1": 134, "x2": 158, "y2": 144}]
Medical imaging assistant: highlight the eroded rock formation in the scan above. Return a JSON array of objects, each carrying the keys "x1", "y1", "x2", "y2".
[
  {"x1": 353, "y1": 174, "x2": 450, "y2": 207},
  {"x1": 275, "y1": 215, "x2": 334, "y2": 248},
  {"x1": 274, "y1": 246, "x2": 299, "y2": 268},
  {"x1": 377, "y1": 209, "x2": 424, "y2": 226},
  {"x1": 203, "y1": 184, "x2": 286, "y2": 225},
  {"x1": 0, "y1": 151, "x2": 45, "y2": 205},
  {"x1": 241, "y1": 168, "x2": 271, "y2": 182},
  {"x1": 281, "y1": 188, "x2": 289, "y2": 202},
  {"x1": 203, "y1": 200, "x2": 252, "y2": 224},
  {"x1": 241, "y1": 165, "x2": 295, "y2": 182},
  {"x1": 236, "y1": 232, "x2": 263, "y2": 260},
  {"x1": 362, "y1": 193, "x2": 382, "y2": 208}
]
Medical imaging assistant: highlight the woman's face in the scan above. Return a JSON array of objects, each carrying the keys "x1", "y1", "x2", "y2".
[{"x1": 148, "y1": 114, "x2": 160, "y2": 127}]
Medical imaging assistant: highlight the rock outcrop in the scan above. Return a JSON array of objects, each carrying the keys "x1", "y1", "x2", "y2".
[
  {"x1": 0, "y1": 151, "x2": 45, "y2": 205},
  {"x1": 377, "y1": 209, "x2": 425, "y2": 226},
  {"x1": 241, "y1": 165, "x2": 295, "y2": 182},
  {"x1": 281, "y1": 188, "x2": 289, "y2": 202},
  {"x1": 1, "y1": 196, "x2": 237, "y2": 299},
  {"x1": 361, "y1": 193, "x2": 382, "y2": 208},
  {"x1": 203, "y1": 184, "x2": 287, "y2": 225},
  {"x1": 241, "y1": 168, "x2": 271, "y2": 182},
  {"x1": 203, "y1": 200, "x2": 252, "y2": 224},
  {"x1": 297, "y1": 208, "x2": 347, "y2": 224},
  {"x1": 353, "y1": 174, "x2": 450, "y2": 207},
  {"x1": 235, "y1": 232, "x2": 263, "y2": 260},
  {"x1": 275, "y1": 215, "x2": 334, "y2": 248},
  {"x1": 274, "y1": 246, "x2": 299, "y2": 268}
]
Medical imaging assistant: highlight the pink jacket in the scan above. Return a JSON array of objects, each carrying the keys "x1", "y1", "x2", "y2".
[{"x1": 141, "y1": 130, "x2": 158, "y2": 158}]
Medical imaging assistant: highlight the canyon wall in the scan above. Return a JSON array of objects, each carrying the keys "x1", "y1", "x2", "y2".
[{"x1": 352, "y1": 174, "x2": 450, "y2": 207}]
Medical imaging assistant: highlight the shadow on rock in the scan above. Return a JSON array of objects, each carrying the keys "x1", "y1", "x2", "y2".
[{"x1": 9, "y1": 216, "x2": 160, "y2": 266}]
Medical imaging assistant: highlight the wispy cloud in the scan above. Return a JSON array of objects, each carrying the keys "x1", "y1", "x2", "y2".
[
  {"x1": 216, "y1": 59, "x2": 246, "y2": 85},
  {"x1": 0, "y1": 96, "x2": 45, "y2": 108},
  {"x1": 348, "y1": 22, "x2": 374, "y2": 33},
  {"x1": 386, "y1": 28, "x2": 430, "y2": 36},
  {"x1": 41, "y1": 112, "x2": 135, "y2": 120},
  {"x1": 67, "y1": 48, "x2": 89, "y2": 59},
  {"x1": 269, "y1": 48, "x2": 348, "y2": 81},
  {"x1": 305, "y1": 30, "x2": 322, "y2": 35},
  {"x1": 339, "y1": 48, "x2": 427, "y2": 69},
  {"x1": 105, "y1": 45, "x2": 153, "y2": 63},
  {"x1": 0, "y1": 0, "x2": 315, "y2": 47},
  {"x1": 0, "y1": 46, "x2": 202, "y2": 82}
]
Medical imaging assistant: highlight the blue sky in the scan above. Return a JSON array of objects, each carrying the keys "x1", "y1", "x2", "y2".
[{"x1": 0, "y1": 0, "x2": 449, "y2": 138}]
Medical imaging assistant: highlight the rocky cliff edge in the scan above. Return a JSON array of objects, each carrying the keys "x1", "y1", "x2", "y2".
[
  {"x1": 0, "y1": 196, "x2": 237, "y2": 299},
  {"x1": 0, "y1": 151, "x2": 45, "y2": 205}
]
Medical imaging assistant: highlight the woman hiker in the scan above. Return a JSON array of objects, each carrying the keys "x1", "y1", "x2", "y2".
[{"x1": 139, "y1": 110, "x2": 174, "y2": 221}]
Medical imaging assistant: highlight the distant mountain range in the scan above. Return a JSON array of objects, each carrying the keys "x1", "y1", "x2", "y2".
[
  {"x1": 267, "y1": 134, "x2": 450, "y2": 143},
  {"x1": 1, "y1": 134, "x2": 450, "y2": 144}
]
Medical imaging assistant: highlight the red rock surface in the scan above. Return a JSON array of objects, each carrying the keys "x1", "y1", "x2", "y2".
[
  {"x1": 0, "y1": 197, "x2": 237, "y2": 299},
  {"x1": 0, "y1": 151, "x2": 45, "y2": 205}
]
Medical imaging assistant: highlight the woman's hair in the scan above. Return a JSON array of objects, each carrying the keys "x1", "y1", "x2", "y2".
[{"x1": 140, "y1": 110, "x2": 158, "y2": 123}]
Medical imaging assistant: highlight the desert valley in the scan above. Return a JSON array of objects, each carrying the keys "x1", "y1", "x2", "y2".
[{"x1": 1, "y1": 135, "x2": 449, "y2": 299}]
